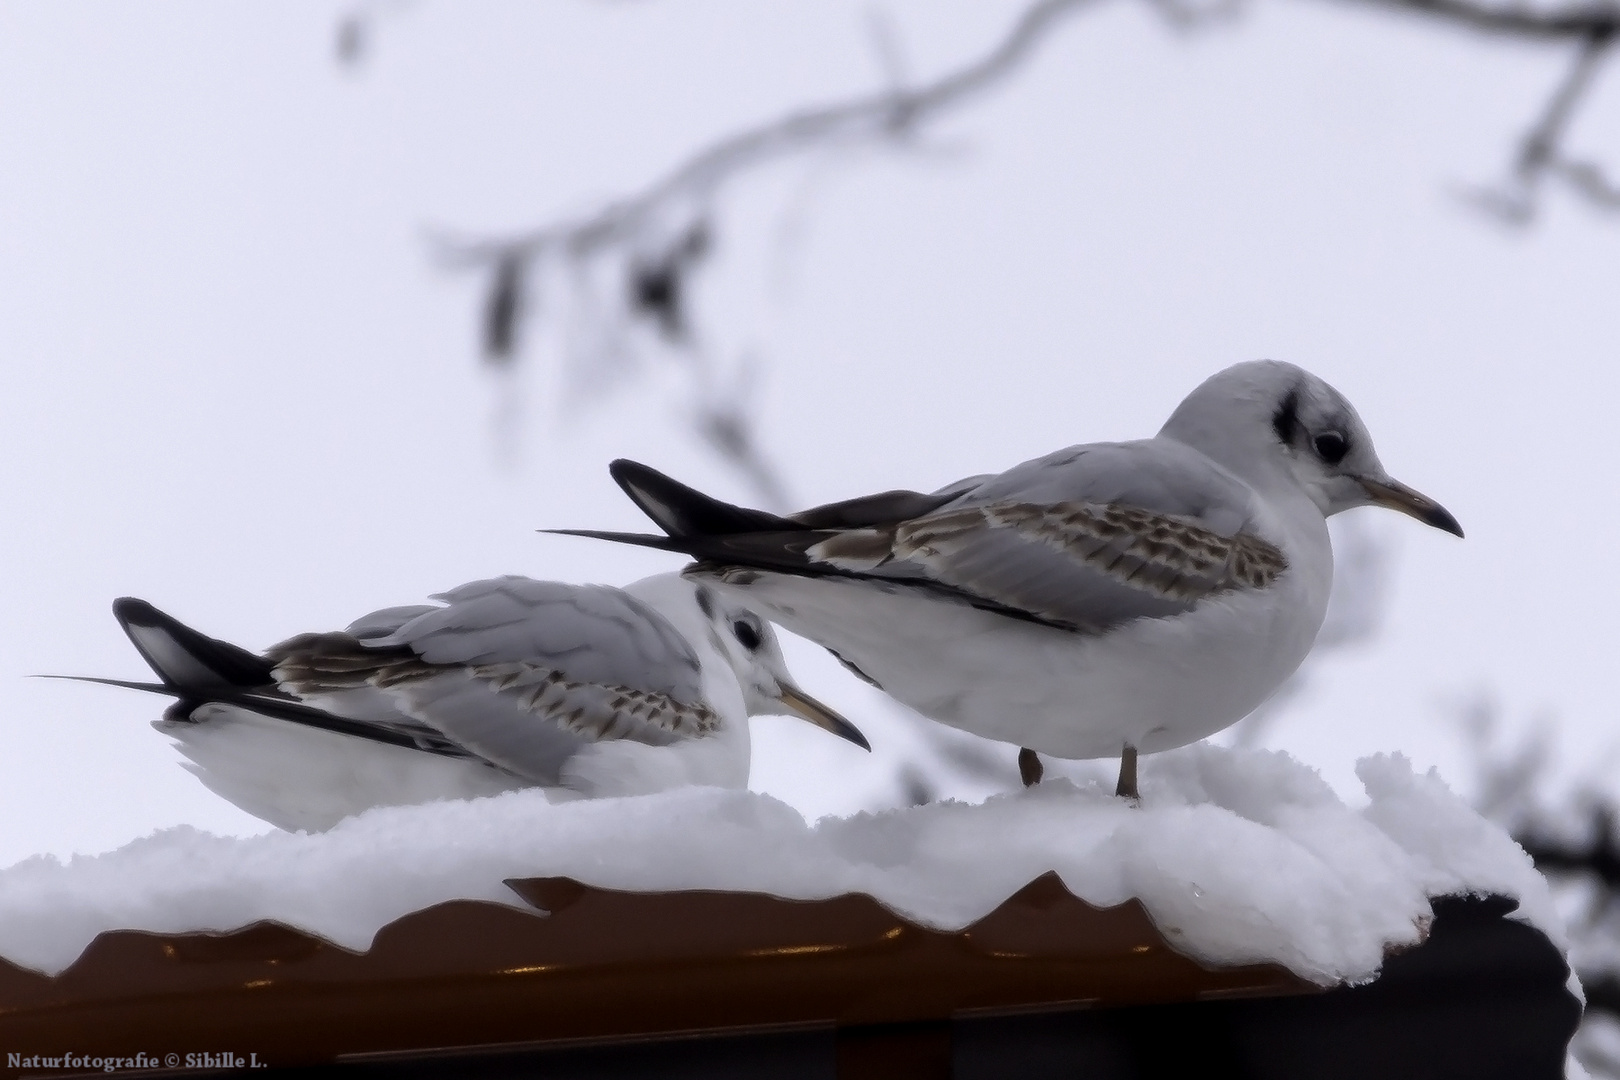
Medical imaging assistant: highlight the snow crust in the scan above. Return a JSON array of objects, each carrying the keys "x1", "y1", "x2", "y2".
[{"x1": 0, "y1": 744, "x2": 1566, "y2": 985}]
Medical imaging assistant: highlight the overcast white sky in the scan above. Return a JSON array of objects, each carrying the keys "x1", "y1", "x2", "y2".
[{"x1": 2, "y1": 0, "x2": 1617, "y2": 868}]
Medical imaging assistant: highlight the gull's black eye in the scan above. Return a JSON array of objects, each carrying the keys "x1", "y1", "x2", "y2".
[
  {"x1": 732, "y1": 619, "x2": 763, "y2": 652},
  {"x1": 1313, "y1": 430, "x2": 1349, "y2": 465}
]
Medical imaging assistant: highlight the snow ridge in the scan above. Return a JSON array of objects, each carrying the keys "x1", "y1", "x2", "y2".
[{"x1": 0, "y1": 744, "x2": 1564, "y2": 986}]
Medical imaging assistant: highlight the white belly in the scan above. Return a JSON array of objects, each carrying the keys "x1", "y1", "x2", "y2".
[
  {"x1": 163, "y1": 654, "x2": 756, "y2": 831},
  {"x1": 159, "y1": 704, "x2": 530, "y2": 832},
  {"x1": 703, "y1": 556, "x2": 1330, "y2": 761},
  {"x1": 560, "y1": 667, "x2": 752, "y2": 797}
]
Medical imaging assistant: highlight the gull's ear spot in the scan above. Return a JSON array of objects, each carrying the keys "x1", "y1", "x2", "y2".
[
  {"x1": 1271, "y1": 387, "x2": 1300, "y2": 447},
  {"x1": 693, "y1": 585, "x2": 716, "y2": 622}
]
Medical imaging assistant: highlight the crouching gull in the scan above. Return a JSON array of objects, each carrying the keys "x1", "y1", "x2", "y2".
[
  {"x1": 53, "y1": 573, "x2": 866, "y2": 831},
  {"x1": 554, "y1": 361, "x2": 1462, "y2": 800}
]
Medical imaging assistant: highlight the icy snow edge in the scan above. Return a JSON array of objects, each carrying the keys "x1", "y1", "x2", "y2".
[{"x1": 0, "y1": 744, "x2": 1569, "y2": 986}]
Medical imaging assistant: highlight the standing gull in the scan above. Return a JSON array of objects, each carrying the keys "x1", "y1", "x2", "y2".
[
  {"x1": 555, "y1": 361, "x2": 1462, "y2": 799},
  {"x1": 56, "y1": 573, "x2": 866, "y2": 831}
]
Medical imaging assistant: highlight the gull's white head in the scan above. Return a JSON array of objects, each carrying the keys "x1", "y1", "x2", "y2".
[
  {"x1": 1161, "y1": 360, "x2": 1463, "y2": 537},
  {"x1": 627, "y1": 573, "x2": 869, "y2": 749}
]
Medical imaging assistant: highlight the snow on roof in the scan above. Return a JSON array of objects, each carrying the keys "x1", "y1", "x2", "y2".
[{"x1": 0, "y1": 744, "x2": 1566, "y2": 985}]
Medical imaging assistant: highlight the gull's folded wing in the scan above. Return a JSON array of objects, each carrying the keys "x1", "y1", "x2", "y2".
[
  {"x1": 577, "y1": 448, "x2": 1286, "y2": 636},
  {"x1": 268, "y1": 577, "x2": 720, "y2": 786}
]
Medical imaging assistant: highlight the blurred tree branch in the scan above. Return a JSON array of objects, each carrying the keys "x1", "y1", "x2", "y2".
[
  {"x1": 1519, "y1": 818, "x2": 1620, "y2": 892},
  {"x1": 420, "y1": 0, "x2": 1618, "y2": 499},
  {"x1": 1459, "y1": 28, "x2": 1620, "y2": 221},
  {"x1": 1453, "y1": 695, "x2": 1620, "y2": 1075},
  {"x1": 1338, "y1": 0, "x2": 1620, "y2": 218},
  {"x1": 335, "y1": 0, "x2": 416, "y2": 70},
  {"x1": 1354, "y1": 0, "x2": 1617, "y2": 39},
  {"x1": 433, "y1": 0, "x2": 1100, "y2": 270},
  {"x1": 430, "y1": 0, "x2": 1105, "y2": 505}
]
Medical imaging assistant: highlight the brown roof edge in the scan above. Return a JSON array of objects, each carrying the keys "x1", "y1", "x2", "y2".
[{"x1": 0, "y1": 871, "x2": 1319, "y2": 1070}]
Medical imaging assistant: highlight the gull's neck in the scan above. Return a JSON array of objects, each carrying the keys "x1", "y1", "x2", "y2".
[
  {"x1": 1158, "y1": 411, "x2": 1306, "y2": 506},
  {"x1": 623, "y1": 573, "x2": 712, "y2": 650},
  {"x1": 622, "y1": 574, "x2": 749, "y2": 739},
  {"x1": 1158, "y1": 417, "x2": 1332, "y2": 565}
]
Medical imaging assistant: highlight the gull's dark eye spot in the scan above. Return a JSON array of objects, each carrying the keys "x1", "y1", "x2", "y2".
[
  {"x1": 732, "y1": 619, "x2": 763, "y2": 652},
  {"x1": 1313, "y1": 431, "x2": 1349, "y2": 465}
]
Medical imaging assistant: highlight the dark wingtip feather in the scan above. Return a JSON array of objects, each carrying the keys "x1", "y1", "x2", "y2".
[
  {"x1": 110, "y1": 597, "x2": 275, "y2": 689},
  {"x1": 541, "y1": 527, "x2": 695, "y2": 553},
  {"x1": 31, "y1": 673, "x2": 176, "y2": 695},
  {"x1": 113, "y1": 596, "x2": 160, "y2": 626},
  {"x1": 607, "y1": 459, "x2": 792, "y2": 537}
]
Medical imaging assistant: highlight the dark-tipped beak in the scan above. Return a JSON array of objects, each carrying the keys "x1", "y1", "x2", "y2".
[
  {"x1": 1357, "y1": 476, "x2": 1464, "y2": 538},
  {"x1": 775, "y1": 683, "x2": 870, "y2": 751}
]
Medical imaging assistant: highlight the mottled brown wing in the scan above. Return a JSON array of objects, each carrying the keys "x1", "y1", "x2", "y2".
[
  {"x1": 804, "y1": 442, "x2": 1287, "y2": 633},
  {"x1": 575, "y1": 446, "x2": 1286, "y2": 636},
  {"x1": 268, "y1": 577, "x2": 720, "y2": 786}
]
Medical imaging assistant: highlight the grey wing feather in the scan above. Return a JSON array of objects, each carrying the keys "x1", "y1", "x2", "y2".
[
  {"x1": 268, "y1": 577, "x2": 718, "y2": 785},
  {"x1": 805, "y1": 440, "x2": 1285, "y2": 633},
  {"x1": 374, "y1": 577, "x2": 706, "y2": 699},
  {"x1": 929, "y1": 472, "x2": 994, "y2": 499},
  {"x1": 346, "y1": 605, "x2": 439, "y2": 640}
]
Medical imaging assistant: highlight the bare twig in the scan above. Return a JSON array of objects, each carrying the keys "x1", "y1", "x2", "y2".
[
  {"x1": 863, "y1": 6, "x2": 910, "y2": 91},
  {"x1": 1451, "y1": 691, "x2": 1556, "y2": 821},
  {"x1": 1336, "y1": 0, "x2": 1618, "y2": 40},
  {"x1": 1450, "y1": 694, "x2": 1620, "y2": 1052},
  {"x1": 1148, "y1": 0, "x2": 1249, "y2": 30},
  {"x1": 334, "y1": 0, "x2": 416, "y2": 70},
  {"x1": 1552, "y1": 155, "x2": 1620, "y2": 204},
  {"x1": 1575, "y1": 1016, "x2": 1620, "y2": 1080},
  {"x1": 432, "y1": 0, "x2": 1104, "y2": 501},
  {"x1": 1590, "y1": 977, "x2": 1620, "y2": 1021},
  {"x1": 1460, "y1": 28, "x2": 1620, "y2": 221},
  {"x1": 428, "y1": 0, "x2": 1619, "y2": 498},
  {"x1": 433, "y1": 0, "x2": 1620, "y2": 272},
  {"x1": 1322, "y1": 0, "x2": 1620, "y2": 218},
  {"x1": 433, "y1": 0, "x2": 1099, "y2": 268},
  {"x1": 1518, "y1": 816, "x2": 1620, "y2": 891},
  {"x1": 483, "y1": 252, "x2": 527, "y2": 364}
]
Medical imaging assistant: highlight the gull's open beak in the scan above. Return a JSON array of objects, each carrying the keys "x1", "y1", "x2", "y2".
[
  {"x1": 776, "y1": 683, "x2": 870, "y2": 751},
  {"x1": 1358, "y1": 476, "x2": 1464, "y2": 538}
]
